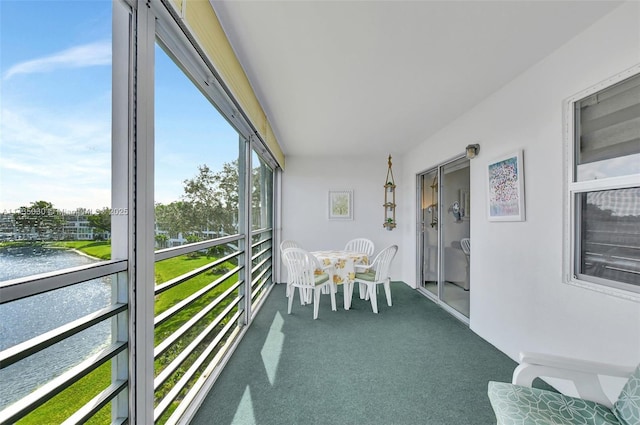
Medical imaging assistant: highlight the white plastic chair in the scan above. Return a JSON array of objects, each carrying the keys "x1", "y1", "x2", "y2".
[
  {"x1": 349, "y1": 245, "x2": 398, "y2": 313},
  {"x1": 460, "y1": 238, "x2": 470, "y2": 262},
  {"x1": 345, "y1": 238, "x2": 375, "y2": 256},
  {"x1": 280, "y1": 240, "x2": 302, "y2": 298},
  {"x1": 280, "y1": 240, "x2": 301, "y2": 252},
  {"x1": 511, "y1": 352, "x2": 637, "y2": 408},
  {"x1": 282, "y1": 247, "x2": 337, "y2": 319},
  {"x1": 345, "y1": 238, "x2": 375, "y2": 299},
  {"x1": 488, "y1": 351, "x2": 638, "y2": 424}
]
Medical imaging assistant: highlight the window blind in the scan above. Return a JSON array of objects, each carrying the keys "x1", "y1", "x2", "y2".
[{"x1": 577, "y1": 73, "x2": 640, "y2": 165}]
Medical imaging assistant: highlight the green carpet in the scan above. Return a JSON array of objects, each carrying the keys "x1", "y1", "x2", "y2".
[{"x1": 190, "y1": 282, "x2": 521, "y2": 425}]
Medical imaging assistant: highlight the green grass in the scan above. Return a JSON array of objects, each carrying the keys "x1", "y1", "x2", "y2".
[
  {"x1": 17, "y1": 361, "x2": 112, "y2": 425},
  {"x1": 50, "y1": 241, "x2": 112, "y2": 260},
  {"x1": 14, "y1": 242, "x2": 239, "y2": 424},
  {"x1": 154, "y1": 255, "x2": 234, "y2": 315},
  {"x1": 152, "y1": 254, "x2": 239, "y2": 421}
]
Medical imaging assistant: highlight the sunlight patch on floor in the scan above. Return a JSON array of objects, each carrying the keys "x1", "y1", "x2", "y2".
[
  {"x1": 231, "y1": 386, "x2": 256, "y2": 424},
  {"x1": 260, "y1": 311, "x2": 284, "y2": 386}
]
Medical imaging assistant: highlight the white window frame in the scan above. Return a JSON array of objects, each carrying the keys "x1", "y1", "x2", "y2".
[{"x1": 563, "y1": 64, "x2": 640, "y2": 302}]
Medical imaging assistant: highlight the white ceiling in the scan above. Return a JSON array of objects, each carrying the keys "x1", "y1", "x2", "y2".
[{"x1": 211, "y1": 1, "x2": 622, "y2": 157}]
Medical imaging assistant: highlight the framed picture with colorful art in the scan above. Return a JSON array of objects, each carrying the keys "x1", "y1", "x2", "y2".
[{"x1": 487, "y1": 150, "x2": 525, "y2": 221}]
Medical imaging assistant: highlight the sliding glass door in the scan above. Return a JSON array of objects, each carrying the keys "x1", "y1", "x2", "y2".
[{"x1": 418, "y1": 156, "x2": 470, "y2": 321}]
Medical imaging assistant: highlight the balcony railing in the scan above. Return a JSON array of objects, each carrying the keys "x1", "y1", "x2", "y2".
[
  {"x1": 0, "y1": 230, "x2": 274, "y2": 424},
  {"x1": 0, "y1": 260, "x2": 129, "y2": 424}
]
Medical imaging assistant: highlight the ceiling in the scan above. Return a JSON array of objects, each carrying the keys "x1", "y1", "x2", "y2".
[{"x1": 211, "y1": 1, "x2": 622, "y2": 158}]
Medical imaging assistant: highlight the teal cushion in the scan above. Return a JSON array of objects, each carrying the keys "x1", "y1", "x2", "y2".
[
  {"x1": 355, "y1": 271, "x2": 376, "y2": 281},
  {"x1": 488, "y1": 381, "x2": 619, "y2": 425},
  {"x1": 314, "y1": 273, "x2": 330, "y2": 286},
  {"x1": 613, "y1": 365, "x2": 640, "y2": 425}
]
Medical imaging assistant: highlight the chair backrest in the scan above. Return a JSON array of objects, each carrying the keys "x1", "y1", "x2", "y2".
[
  {"x1": 371, "y1": 245, "x2": 398, "y2": 281},
  {"x1": 280, "y1": 240, "x2": 302, "y2": 267},
  {"x1": 281, "y1": 247, "x2": 315, "y2": 289},
  {"x1": 345, "y1": 238, "x2": 375, "y2": 256},
  {"x1": 461, "y1": 238, "x2": 470, "y2": 256},
  {"x1": 280, "y1": 240, "x2": 301, "y2": 253}
]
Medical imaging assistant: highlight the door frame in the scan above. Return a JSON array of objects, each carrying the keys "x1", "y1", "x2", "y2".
[{"x1": 416, "y1": 154, "x2": 470, "y2": 325}]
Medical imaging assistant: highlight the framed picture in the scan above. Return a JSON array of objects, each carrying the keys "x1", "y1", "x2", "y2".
[
  {"x1": 328, "y1": 190, "x2": 353, "y2": 220},
  {"x1": 487, "y1": 150, "x2": 525, "y2": 221}
]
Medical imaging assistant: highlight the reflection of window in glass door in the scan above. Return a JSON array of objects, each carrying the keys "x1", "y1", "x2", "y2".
[{"x1": 418, "y1": 156, "x2": 470, "y2": 321}]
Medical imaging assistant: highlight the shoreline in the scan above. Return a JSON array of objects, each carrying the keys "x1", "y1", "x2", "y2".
[
  {"x1": 68, "y1": 248, "x2": 102, "y2": 261},
  {"x1": 0, "y1": 241, "x2": 107, "y2": 262}
]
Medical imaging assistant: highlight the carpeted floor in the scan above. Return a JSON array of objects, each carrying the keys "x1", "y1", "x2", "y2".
[{"x1": 190, "y1": 282, "x2": 521, "y2": 425}]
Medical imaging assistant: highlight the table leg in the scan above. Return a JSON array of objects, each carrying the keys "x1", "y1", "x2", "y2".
[{"x1": 344, "y1": 282, "x2": 353, "y2": 310}]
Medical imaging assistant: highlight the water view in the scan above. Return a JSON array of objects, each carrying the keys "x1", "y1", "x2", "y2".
[{"x1": 0, "y1": 245, "x2": 112, "y2": 409}]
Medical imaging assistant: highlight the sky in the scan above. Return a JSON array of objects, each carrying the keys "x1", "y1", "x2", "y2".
[{"x1": 0, "y1": 0, "x2": 239, "y2": 213}]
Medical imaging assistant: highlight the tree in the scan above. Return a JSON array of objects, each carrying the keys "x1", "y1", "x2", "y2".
[
  {"x1": 155, "y1": 233, "x2": 169, "y2": 249},
  {"x1": 182, "y1": 162, "x2": 239, "y2": 236},
  {"x1": 155, "y1": 201, "x2": 196, "y2": 239},
  {"x1": 13, "y1": 200, "x2": 65, "y2": 240},
  {"x1": 88, "y1": 207, "x2": 111, "y2": 239},
  {"x1": 154, "y1": 161, "x2": 241, "y2": 242}
]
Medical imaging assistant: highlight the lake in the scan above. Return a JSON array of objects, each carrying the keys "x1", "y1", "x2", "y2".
[{"x1": 0, "y1": 245, "x2": 112, "y2": 410}]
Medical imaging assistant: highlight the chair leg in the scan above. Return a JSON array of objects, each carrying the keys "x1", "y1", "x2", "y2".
[
  {"x1": 368, "y1": 284, "x2": 378, "y2": 314},
  {"x1": 299, "y1": 287, "x2": 307, "y2": 305},
  {"x1": 329, "y1": 284, "x2": 337, "y2": 311},
  {"x1": 288, "y1": 287, "x2": 295, "y2": 314},
  {"x1": 313, "y1": 288, "x2": 321, "y2": 319},
  {"x1": 359, "y1": 282, "x2": 366, "y2": 299},
  {"x1": 345, "y1": 281, "x2": 355, "y2": 310},
  {"x1": 383, "y1": 279, "x2": 392, "y2": 306},
  {"x1": 307, "y1": 288, "x2": 313, "y2": 305}
]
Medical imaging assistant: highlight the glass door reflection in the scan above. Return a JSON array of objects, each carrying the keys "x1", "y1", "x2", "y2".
[{"x1": 419, "y1": 156, "x2": 470, "y2": 320}]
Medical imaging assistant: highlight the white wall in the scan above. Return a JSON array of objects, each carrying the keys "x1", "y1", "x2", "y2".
[
  {"x1": 280, "y1": 155, "x2": 404, "y2": 280},
  {"x1": 401, "y1": 0, "x2": 640, "y2": 378},
  {"x1": 280, "y1": 1, "x2": 639, "y2": 397}
]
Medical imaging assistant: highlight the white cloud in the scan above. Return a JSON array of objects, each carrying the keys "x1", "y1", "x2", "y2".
[
  {"x1": 3, "y1": 41, "x2": 111, "y2": 80},
  {"x1": 0, "y1": 106, "x2": 111, "y2": 211}
]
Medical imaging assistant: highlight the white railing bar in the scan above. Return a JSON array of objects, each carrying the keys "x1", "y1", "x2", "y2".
[
  {"x1": 168, "y1": 279, "x2": 276, "y2": 425},
  {"x1": 251, "y1": 274, "x2": 272, "y2": 302},
  {"x1": 154, "y1": 234, "x2": 243, "y2": 262},
  {"x1": 250, "y1": 227, "x2": 272, "y2": 237},
  {"x1": 253, "y1": 267, "x2": 271, "y2": 285},
  {"x1": 0, "y1": 302, "x2": 127, "y2": 369},
  {"x1": 60, "y1": 379, "x2": 128, "y2": 425},
  {"x1": 251, "y1": 247, "x2": 270, "y2": 261},
  {"x1": 251, "y1": 274, "x2": 273, "y2": 311},
  {"x1": 252, "y1": 256, "x2": 270, "y2": 272},
  {"x1": 251, "y1": 265, "x2": 270, "y2": 288},
  {"x1": 154, "y1": 251, "x2": 241, "y2": 296},
  {"x1": 165, "y1": 326, "x2": 243, "y2": 425},
  {"x1": 154, "y1": 280, "x2": 242, "y2": 359},
  {"x1": 153, "y1": 296, "x2": 242, "y2": 391},
  {"x1": 0, "y1": 342, "x2": 126, "y2": 425},
  {"x1": 251, "y1": 238, "x2": 271, "y2": 249},
  {"x1": 153, "y1": 310, "x2": 242, "y2": 421},
  {"x1": 154, "y1": 266, "x2": 240, "y2": 327},
  {"x1": 0, "y1": 260, "x2": 127, "y2": 304},
  {"x1": 251, "y1": 281, "x2": 267, "y2": 302}
]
